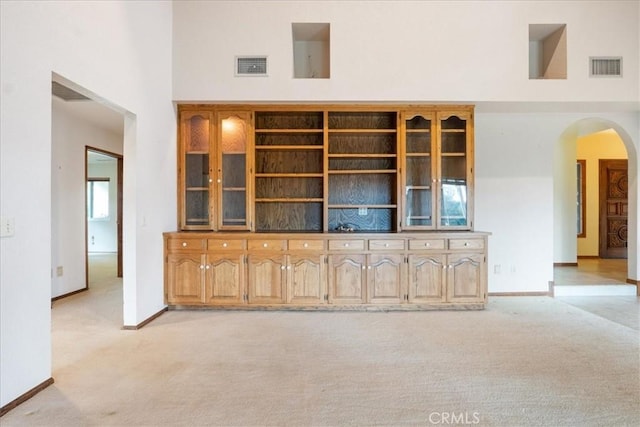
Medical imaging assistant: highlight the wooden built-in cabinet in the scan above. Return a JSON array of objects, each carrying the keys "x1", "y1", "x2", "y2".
[
  {"x1": 164, "y1": 232, "x2": 488, "y2": 309},
  {"x1": 170, "y1": 104, "x2": 488, "y2": 310}
]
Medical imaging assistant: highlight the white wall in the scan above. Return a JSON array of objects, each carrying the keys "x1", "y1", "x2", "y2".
[
  {"x1": 51, "y1": 98, "x2": 122, "y2": 298},
  {"x1": 0, "y1": 0, "x2": 175, "y2": 407},
  {"x1": 477, "y1": 111, "x2": 639, "y2": 292},
  {"x1": 173, "y1": 1, "x2": 638, "y2": 102}
]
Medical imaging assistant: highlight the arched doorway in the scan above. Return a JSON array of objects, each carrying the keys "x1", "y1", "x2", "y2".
[{"x1": 553, "y1": 118, "x2": 638, "y2": 293}]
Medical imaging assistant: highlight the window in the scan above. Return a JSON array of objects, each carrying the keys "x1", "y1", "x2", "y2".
[
  {"x1": 87, "y1": 178, "x2": 110, "y2": 220},
  {"x1": 577, "y1": 160, "x2": 586, "y2": 237}
]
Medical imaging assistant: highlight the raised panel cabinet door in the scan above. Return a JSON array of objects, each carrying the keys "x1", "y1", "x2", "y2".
[
  {"x1": 408, "y1": 254, "x2": 445, "y2": 303},
  {"x1": 247, "y1": 255, "x2": 285, "y2": 304},
  {"x1": 167, "y1": 253, "x2": 205, "y2": 304},
  {"x1": 217, "y1": 111, "x2": 252, "y2": 230},
  {"x1": 446, "y1": 253, "x2": 484, "y2": 303},
  {"x1": 367, "y1": 254, "x2": 404, "y2": 304},
  {"x1": 205, "y1": 254, "x2": 245, "y2": 305},
  {"x1": 288, "y1": 254, "x2": 325, "y2": 304},
  {"x1": 328, "y1": 254, "x2": 366, "y2": 304}
]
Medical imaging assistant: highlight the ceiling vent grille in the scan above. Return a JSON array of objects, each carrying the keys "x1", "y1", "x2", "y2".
[
  {"x1": 236, "y1": 56, "x2": 268, "y2": 76},
  {"x1": 590, "y1": 57, "x2": 622, "y2": 77}
]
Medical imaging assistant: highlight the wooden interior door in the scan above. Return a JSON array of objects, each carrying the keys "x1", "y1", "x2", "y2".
[{"x1": 599, "y1": 159, "x2": 628, "y2": 259}]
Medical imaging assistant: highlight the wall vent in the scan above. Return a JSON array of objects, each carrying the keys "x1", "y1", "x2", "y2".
[
  {"x1": 590, "y1": 57, "x2": 622, "y2": 77},
  {"x1": 235, "y1": 56, "x2": 268, "y2": 76}
]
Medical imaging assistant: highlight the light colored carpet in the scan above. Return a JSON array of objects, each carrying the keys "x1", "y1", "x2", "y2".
[{"x1": 2, "y1": 278, "x2": 639, "y2": 426}]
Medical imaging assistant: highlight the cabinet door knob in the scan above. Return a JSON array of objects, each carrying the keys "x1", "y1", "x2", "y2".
[
  {"x1": 368, "y1": 266, "x2": 372, "y2": 270},
  {"x1": 281, "y1": 265, "x2": 285, "y2": 270},
  {"x1": 362, "y1": 266, "x2": 366, "y2": 270},
  {"x1": 200, "y1": 265, "x2": 205, "y2": 270},
  {"x1": 217, "y1": 179, "x2": 222, "y2": 183},
  {"x1": 287, "y1": 266, "x2": 291, "y2": 270},
  {"x1": 182, "y1": 242, "x2": 187, "y2": 247},
  {"x1": 205, "y1": 265, "x2": 210, "y2": 270},
  {"x1": 209, "y1": 178, "x2": 213, "y2": 183}
]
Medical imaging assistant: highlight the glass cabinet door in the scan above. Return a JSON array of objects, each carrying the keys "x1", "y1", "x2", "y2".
[
  {"x1": 403, "y1": 113, "x2": 436, "y2": 229},
  {"x1": 217, "y1": 112, "x2": 251, "y2": 230},
  {"x1": 181, "y1": 111, "x2": 214, "y2": 230},
  {"x1": 438, "y1": 113, "x2": 470, "y2": 229}
]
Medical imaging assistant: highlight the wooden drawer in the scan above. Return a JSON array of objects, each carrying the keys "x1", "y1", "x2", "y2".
[
  {"x1": 208, "y1": 239, "x2": 245, "y2": 251},
  {"x1": 449, "y1": 238, "x2": 485, "y2": 250},
  {"x1": 289, "y1": 239, "x2": 325, "y2": 251},
  {"x1": 167, "y1": 238, "x2": 206, "y2": 252},
  {"x1": 408, "y1": 239, "x2": 446, "y2": 250},
  {"x1": 328, "y1": 239, "x2": 365, "y2": 251},
  {"x1": 369, "y1": 239, "x2": 404, "y2": 250},
  {"x1": 248, "y1": 239, "x2": 287, "y2": 251}
]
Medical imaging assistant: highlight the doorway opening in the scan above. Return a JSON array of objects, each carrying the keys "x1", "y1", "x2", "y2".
[
  {"x1": 553, "y1": 120, "x2": 637, "y2": 295},
  {"x1": 86, "y1": 147, "x2": 123, "y2": 287}
]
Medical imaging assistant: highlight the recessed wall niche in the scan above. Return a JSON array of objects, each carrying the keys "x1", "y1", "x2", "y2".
[
  {"x1": 529, "y1": 24, "x2": 567, "y2": 79},
  {"x1": 292, "y1": 23, "x2": 330, "y2": 79}
]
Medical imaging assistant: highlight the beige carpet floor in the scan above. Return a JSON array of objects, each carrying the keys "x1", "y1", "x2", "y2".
[{"x1": 2, "y1": 274, "x2": 639, "y2": 426}]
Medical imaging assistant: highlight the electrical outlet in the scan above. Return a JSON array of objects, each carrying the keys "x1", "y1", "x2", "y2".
[
  {"x1": 0, "y1": 216, "x2": 15, "y2": 237},
  {"x1": 494, "y1": 265, "x2": 501, "y2": 274},
  {"x1": 56, "y1": 266, "x2": 63, "y2": 277}
]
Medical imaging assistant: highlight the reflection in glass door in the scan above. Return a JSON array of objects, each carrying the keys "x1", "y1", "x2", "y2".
[{"x1": 439, "y1": 115, "x2": 469, "y2": 228}]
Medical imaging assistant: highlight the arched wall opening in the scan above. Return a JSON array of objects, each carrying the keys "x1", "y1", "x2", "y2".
[{"x1": 554, "y1": 117, "x2": 638, "y2": 283}]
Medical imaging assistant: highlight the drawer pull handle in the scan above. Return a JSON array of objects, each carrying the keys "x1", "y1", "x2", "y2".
[
  {"x1": 263, "y1": 243, "x2": 268, "y2": 248},
  {"x1": 384, "y1": 243, "x2": 389, "y2": 248},
  {"x1": 222, "y1": 242, "x2": 228, "y2": 248},
  {"x1": 464, "y1": 242, "x2": 469, "y2": 247},
  {"x1": 303, "y1": 243, "x2": 308, "y2": 248},
  {"x1": 344, "y1": 243, "x2": 349, "y2": 247},
  {"x1": 425, "y1": 243, "x2": 431, "y2": 247},
  {"x1": 182, "y1": 242, "x2": 187, "y2": 247}
]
